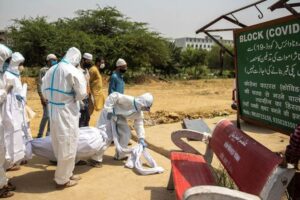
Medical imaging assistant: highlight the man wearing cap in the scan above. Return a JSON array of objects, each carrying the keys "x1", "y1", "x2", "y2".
[
  {"x1": 108, "y1": 58, "x2": 127, "y2": 95},
  {"x1": 78, "y1": 53, "x2": 92, "y2": 127},
  {"x1": 37, "y1": 54, "x2": 57, "y2": 138}
]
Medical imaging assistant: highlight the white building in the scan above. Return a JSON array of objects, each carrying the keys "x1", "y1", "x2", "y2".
[{"x1": 174, "y1": 35, "x2": 233, "y2": 51}]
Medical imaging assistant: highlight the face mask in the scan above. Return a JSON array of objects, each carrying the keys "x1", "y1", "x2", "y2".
[
  {"x1": 100, "y1": 63, "x2": 105, "y2": 69},
  {"x1": 83, "y1": 63, "x2": 92, "y2": 69},
  {"x1": 18, "y1": 65, "x2": 24, "y2": 72},
  {"x1": 50, "y1": 60, "x2": 58, "y2": 66},
  {"x1": 120, "y1": 68, "x2": 127, "y2": 73}
]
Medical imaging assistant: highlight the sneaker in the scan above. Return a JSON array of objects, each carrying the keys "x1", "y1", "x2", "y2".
[
  {"x1": 56, "y1": 180, "x2": 78, "y2": 190},
  {"x1": 88, "y1": 159, "x2": 102, "y2": 168},
  {"x1": 0, "y1": 188, "x2": 14, "y2": 198},
  {"x1": 70, "y1": 175, "x2": 81, "y2": 181}
]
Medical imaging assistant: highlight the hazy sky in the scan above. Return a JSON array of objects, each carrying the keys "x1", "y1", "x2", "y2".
[{"x1": 0, "y1": 0, "x2": 298, "y2": 39}]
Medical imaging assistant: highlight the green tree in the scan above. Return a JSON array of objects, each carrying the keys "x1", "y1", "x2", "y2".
[
  {"x1": 207, "y1": 44, "x2": 234, "y2": 75},
  {"x1": 180, "y1": 48, "x2": 207, "y2": 78}
]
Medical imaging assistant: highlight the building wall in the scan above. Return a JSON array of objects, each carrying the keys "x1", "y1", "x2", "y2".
[{"x1": 174, "y1": 35, "x2": 233, "y2": 51}]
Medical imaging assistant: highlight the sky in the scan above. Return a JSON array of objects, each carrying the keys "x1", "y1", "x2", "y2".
[{"x1": 0, "y1": 0, "x2": 298, "y2": 40}]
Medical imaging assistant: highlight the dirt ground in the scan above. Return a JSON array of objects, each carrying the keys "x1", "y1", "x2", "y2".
[
  {"x1": 24, "y1": 77, "x2": 235, "y2": 134},
  {"x1": 9, "y1": 77, "x2": 290, "y2": 200}
]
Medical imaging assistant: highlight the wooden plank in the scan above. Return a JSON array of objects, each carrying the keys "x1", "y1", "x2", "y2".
[{"x1": 183, "y1": 119, "x2": 211, "y2": 133}]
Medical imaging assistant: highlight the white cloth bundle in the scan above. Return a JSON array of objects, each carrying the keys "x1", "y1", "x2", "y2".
[
  {"x1": 111, "y1": 121, "x2": 164, "y2": 175},
  {"x1": 30, "y1": 127, "x2": 106, "y2": 161}
]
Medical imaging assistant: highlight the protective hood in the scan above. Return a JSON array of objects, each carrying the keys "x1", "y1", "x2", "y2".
[
  {"x1": 7, "y1": 52, "x2": 25, "y2": 75},
  {"x1": 0, "y1": 44, "x2": 12, "y2": 72},
  {"x1": 64, "y1": 47, "x2": 81, "y2": 67},
  {"x1": 135, "y1": 93, "x2": 153, "y2": 111}
]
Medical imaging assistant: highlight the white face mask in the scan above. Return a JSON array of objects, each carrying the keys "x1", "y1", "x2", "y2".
[{"x1": 100, "y1": 63, "x2": 105, "y2": 69}]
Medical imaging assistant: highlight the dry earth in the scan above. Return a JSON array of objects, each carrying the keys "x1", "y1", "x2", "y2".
[
  {"x1": 23, "y1": 77, "x2": 235, "y2": 134},
  {"x1": 8, "y1": 77, "x2": 290, "y2": 200}
]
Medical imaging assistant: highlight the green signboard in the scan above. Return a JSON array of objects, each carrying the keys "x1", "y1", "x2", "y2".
[{"x1": 234, "y1": 15, "x2": 300, "y2": 134}]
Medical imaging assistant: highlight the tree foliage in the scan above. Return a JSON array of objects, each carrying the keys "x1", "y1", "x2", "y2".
[{"x1": 7, "y1": 6, "x2": 234, "y2": 79}]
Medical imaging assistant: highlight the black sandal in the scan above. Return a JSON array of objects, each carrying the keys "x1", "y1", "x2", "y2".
[
  {"x1": 5, "y1": 182, "x2": 16, "y2": 191},
  {"x1": 0, "y1": 188, "x2": 14, "y2": 198}
]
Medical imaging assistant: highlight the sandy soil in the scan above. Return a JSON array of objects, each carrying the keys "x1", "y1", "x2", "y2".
[
  {"x1": 23, "y1": 77, "x2": 235, "y2": 135},
  {"x1": 9, "y1": 77, "x2": 290, "y2": 200}
]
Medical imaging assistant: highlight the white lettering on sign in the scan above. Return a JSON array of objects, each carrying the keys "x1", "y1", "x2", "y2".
[
  {"x1": 247, "y1": 39, "x2": 300, "y2": 52},
  {"x1": 251, "y1": 111, "x2": 273, "y2": 122},
  {"x1": 255, "y1": 97, "x2": 272, "y2": 105},
  {"x1": 251, "y1": 90, "x2": 262, "y2": 96},
  {"x1": 240, "y1": 31, "x2": 264, "y2": 43},
  {"x1": 266, "y1": 23, "x2": 300, "y2": 40},
  {"x1": 228, "y1": 132, "x2": 249, "y2": 147},
  {"x1": 224, "y1": 142, "x2": 241, "y2": 162},
  {"x1": 292, "y1": 113, "x2": 300, "y2": 120},
  {"x1": 260, "y1": 83, "x2": 276, "y2": 90},
  {"x1": 272, "y1": 117, "x2": 296, "y2": 129},
  {"x1": 280, "y1": 84, "x2": 300, "y2": 93},
  {"x1": 261, "y1": 105, "x2": 269, "y2": 112}
]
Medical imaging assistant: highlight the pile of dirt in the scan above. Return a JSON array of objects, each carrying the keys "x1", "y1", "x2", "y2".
[
  {"x1": 128, "y1": 75, "x2": 167, "y2": 84},
  {"x1": 142, "y1": 109, "x2": 236, "y2": 127}
]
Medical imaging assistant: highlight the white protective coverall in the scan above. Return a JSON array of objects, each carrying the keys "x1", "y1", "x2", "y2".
[
  {"x1": 42, "y1": 47, "x2": 87, "y2": 185},
  {"x1": 95, "y1": 92, "x2": 153, "y2": 160},
  {"x1": 2, "y1": 52, "x2": 26, "y2": 169},
  {"x1": 0, "y1": 44, "x2": 12, "y2": 189},
  {"x1": 29, "y1": 124, "x2": 164, "y2": 175}
]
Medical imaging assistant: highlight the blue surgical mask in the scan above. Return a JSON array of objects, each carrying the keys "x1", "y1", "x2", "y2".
[{"x1": 50, "y1": 60, "x2": 58, "y2": 66}]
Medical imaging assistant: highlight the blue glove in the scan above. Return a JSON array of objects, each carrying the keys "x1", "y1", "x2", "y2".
[
  {"x1": 138, "y1": 138, "x2": 147, "y2": 149},
  {"x1": 16, "y1": 94, "x2": 24, "y2": 102}
]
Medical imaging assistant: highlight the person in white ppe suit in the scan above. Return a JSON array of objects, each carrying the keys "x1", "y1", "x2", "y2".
[
  {"x1": 0, "y1": 44, "x2": 15, "y2": 198},
  {"x1": 2, "y1": 52, "x2": 27, "y2": 171},
  {"x1": 42, "y1": 47, "x2": 87, "y2": 189},
  {"x1": 94, "y1": 92, "x2": 153, "y2": 162}
]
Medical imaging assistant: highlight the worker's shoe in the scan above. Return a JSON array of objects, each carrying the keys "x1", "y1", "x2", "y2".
[
  {"x1": 113, "y1": 156, "x2": 128, "y2": 161},
  {"x1": 88, "y1": 159, "x2": 102, "y2": 168},
  {"x1": 49, "y1": 160, "x2": 57, "y2": 165},
  {"x1": 6, "y1": 165, "x2": 20, "y2": 172},
  {"x1": 56, "y1": 180, "x2": 77, "y2": 190},
  {"x1": 70, "y1": 175, "x2": 81, "y2": 181},
  {"x1": 4, "y1": 183, "x2": 16, "y2": 191},
  {"x1": 0, "y1": 188, "x2": 14, "y2": 198},
  {"x1": 75, "y1": 160, "x2": 87, "y2": 166}
]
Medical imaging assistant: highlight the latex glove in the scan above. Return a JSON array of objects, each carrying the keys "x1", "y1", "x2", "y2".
[
  {"x1": 138, "y1": 138, "x2": 147, "y2": 149},
  {"x1": 16, "y1": 94, "x2": 24, "y2": 102},
  {"x1": 5, "y1": 84, "x2": 13, "y2": 93}
]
